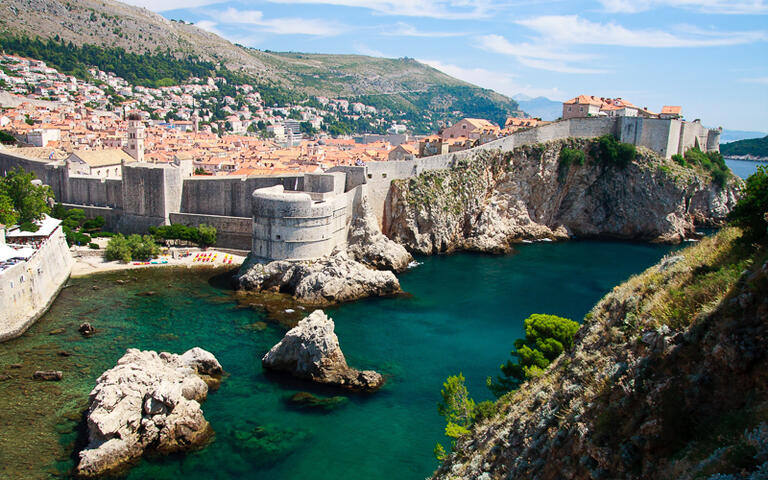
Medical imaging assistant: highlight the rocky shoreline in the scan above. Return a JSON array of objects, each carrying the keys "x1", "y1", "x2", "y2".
[
  {"x1": 76, "y1": 348, "x2": 223, "y2": 478},
  {"x1": 385, "y1": 140, "x2": 741, "y2": 255}
]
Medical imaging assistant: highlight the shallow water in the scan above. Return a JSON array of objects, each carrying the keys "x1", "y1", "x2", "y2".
[{"x1": 0, "y1": 241, "x2": 678, "y2": 479}]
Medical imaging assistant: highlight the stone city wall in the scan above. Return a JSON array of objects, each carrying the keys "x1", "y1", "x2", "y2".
[
  {"x1": 250, "y1": 184, "x2": 364, "y2": 261},
  {"x1": 179, "y1": 175, "x2": 305, "y2": 217},
  {"x1": 0, "y1": 226, "x2": 73, "y2": 342},
  {"x1": 168, "y1": 212, "x2": 252, "y2": 250}
]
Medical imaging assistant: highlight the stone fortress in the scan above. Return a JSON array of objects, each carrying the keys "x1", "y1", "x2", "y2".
[{"x1": 0, "y1": 116, "x2": 721, "y2": 260}]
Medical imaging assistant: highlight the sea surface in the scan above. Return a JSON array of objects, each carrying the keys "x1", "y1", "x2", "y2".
[
  {"x1": 0, "y1": 241, "x2": 679, "y2": 479},
  {"x1": 725, "y1": 158, "x2": 767, "y2": 179}
]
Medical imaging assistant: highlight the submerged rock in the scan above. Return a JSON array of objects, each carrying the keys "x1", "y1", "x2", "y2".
[
  {"x1": 79, "y1": 322, "x2": 96, "y2": 336},
  {"x1": 33, "y1": 370, "x2": 62, "y2": 381},
  {"x1": 262, "y1": 310, "x2": 384, "y2": 391},
  {"x1": 76, "y1": 347, "x2": 223, "y2": 478},
  {"x1": 236, "y1": 251, "x2": 400, "y2": 306},
  {"x1": 285, "y1": 392, "x2": 348, "y2": 411}
]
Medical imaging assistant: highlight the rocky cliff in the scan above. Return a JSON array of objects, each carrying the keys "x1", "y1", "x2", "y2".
[
  {"x1": 433, "y1": 228, "x2": 768, "y2": 480},
  {"x1": 385, "y1": 139, "x2": 741, "y2": 254}
]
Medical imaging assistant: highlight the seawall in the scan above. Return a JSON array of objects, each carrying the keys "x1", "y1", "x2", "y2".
[{"x1": 0, "y1": 226, "x2": 74, "y2": 342}]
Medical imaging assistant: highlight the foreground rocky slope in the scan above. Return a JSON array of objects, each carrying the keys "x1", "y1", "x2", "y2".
[
  {"x1": 434, "y1": 228, "x2": 767, "y2": 479},
  {"x1": 385, "y1": 139, "x2": 741, "y2": 254},
  {"x1": 77, "y1": 348, "x2": 223, "y2": 477},
  {"x1": 262, "y1": 310, "x2": 384, "y2": 391}
]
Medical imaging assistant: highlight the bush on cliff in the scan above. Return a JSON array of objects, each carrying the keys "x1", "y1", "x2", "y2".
[
  {"x1": 435, "y1": 373, "x2": 476, "y2": 460},
  {"x1": 488, "y1": 314, "x2": 580, "y2": 397},
  {"x1": 728, "y1": 165, "x2": 768, "y2": 243},
  {"x1": 592, "y1": 134, "x2": 636, "y2": 168},
  {"x1": 684, "y1": 147, "x2": 731, "y2": 188}
]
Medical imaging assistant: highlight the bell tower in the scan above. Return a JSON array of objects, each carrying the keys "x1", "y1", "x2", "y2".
[{"x1": 125, "y1": 112, "x2": 145, "y2": 163}]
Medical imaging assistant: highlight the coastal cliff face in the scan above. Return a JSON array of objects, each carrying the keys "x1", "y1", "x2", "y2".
[
  {"x1": 384, "y1": 140, "x2": 740, "y2": 254},
  {"x1": 433, "y1": 228, "x2": 768, "y2": 480}
]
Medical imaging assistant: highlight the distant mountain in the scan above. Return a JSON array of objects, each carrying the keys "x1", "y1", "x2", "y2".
[
  {"x1": 513, "y1": 95, "x2": 562, "y2": 121},
  {"x1": 0, "y1": 0, "x2": 520, "y2": 130},
  {"x1": 720, "y1": 136, "x2": 768, "y2": 158},
  {"x1": 720, "y1": 130, "x2": 768, "y2": 144}
]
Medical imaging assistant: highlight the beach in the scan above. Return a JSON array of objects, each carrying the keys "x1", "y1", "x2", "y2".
[{"x1": 70, "y1": 246, "x2": 247, "y2": 277}]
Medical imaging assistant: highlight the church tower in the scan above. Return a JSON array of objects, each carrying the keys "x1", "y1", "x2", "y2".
[{"x1": 125, "y1": 113, "x2": 145, "y2": 163}]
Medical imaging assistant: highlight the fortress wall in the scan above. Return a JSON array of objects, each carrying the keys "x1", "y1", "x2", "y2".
[
  {"x1": 180, "y1": 175, "x2": 304, "y2": 217},
  {"x1": 0, "y1": 226, "x2": 73, "y2": 342},
  {"x1": 65, "y1": 176, "x2": 123, "y2": 208},
  {"x1": 118, "y1": 163, "x2": 170, "y2": 233},
  {"x1": 251, "y1": 186, "x2": 350, "y2": 261},
  {"x1": 0, "y1": 151, "x2": 51, "y2": 181},
  {"x1": 305, "y1": 172, "x2": 346, "y2": 195},
  {"x1": 61, "y1": 204, "x2": 122, "y2": 230},
  {"x1": 327, "y1": 165, "x2": 367, "y2": 191},
  {"x1": 168, "y1": 212, "x2": 252, "y2": 250}
]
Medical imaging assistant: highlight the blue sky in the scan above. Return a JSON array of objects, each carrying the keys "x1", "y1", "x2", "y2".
[{"x1": 122, "y1": 0, "x2": 767, "y2": 131}]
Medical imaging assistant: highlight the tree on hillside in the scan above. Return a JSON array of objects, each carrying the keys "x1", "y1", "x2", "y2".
[
  {"x1": 488, "y1": 314, "x2": 580, "y2": 397},
  {"x1": 0, "y1": 167, "x2": 53, "y2": 226},
  {"x1": 728, "y1": 165, "x2": 768, "y2": 243}
]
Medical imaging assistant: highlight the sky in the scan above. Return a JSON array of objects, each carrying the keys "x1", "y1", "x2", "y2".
[{"x1": 120, "y1": 0, "x2": 768, "y2": 131}]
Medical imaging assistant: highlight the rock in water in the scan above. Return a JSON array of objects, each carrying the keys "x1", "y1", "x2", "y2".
[
  {"x1": 76, "y1": 348, "x2": 223, "y2": 478},
  {"x1": 33, "y1": 370, "x2": 62, "y2": 381},
  {"x1": 262, "y1": 310, "x2": 384, "y2": 391},
  {"x1": 347, "y1": 197, "x2": 412, "y2": 272},
  {"x1": 236, "y1": 251, "x2": 400, "y2": 306},
  {"x1": 79, "y1": 322, "x2": 96, "y2": 336}
]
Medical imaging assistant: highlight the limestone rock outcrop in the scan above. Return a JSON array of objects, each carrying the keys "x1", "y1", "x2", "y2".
[
  {"x1": 236, "y1": 251, "x2": 400, "y2": 306},
  {"x1": 262, "y1": 310, "x2": 384, "y2": 391},
  {"x1": 347, "y1": 197, "x2": 413, "y2": 272},
  {"x1": 385, "y1": 140, "x2": 741, "y2": 254},
  {"x1": 76, "y1": 347, "x2": 223, "y2": 478}
]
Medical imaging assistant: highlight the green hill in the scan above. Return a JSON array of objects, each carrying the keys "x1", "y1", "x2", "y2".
[
  {"x1": 0, "y1": 0, "x2": 520, "y2": 130},
  {"x1": 721, "y1": 135, "x2": 768, "y2": 158}
]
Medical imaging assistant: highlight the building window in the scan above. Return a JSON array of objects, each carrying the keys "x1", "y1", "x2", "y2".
[{"x1": 276, "y1": 235, "x2": 281, "y2": 240}]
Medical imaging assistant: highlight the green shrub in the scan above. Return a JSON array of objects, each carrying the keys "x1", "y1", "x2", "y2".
[
  {"x1": 88, "y1": 242, "x2": 99, "y2": 249},
  {"x1": 592, "y1": 134, "x2": 636, "y2": 168},
  {"x1": 671, "y1": 154, "x2": 686, "y2": 166},
  {"x1": 105, "y1": 234, "x2": 132, "y2": 262},
  {"x1": 81, "y1": 216, "x2": 105, "y2": 232},
  {"x1": 126, "y1": 234, "x2": 159, "y2": 261},
  {"x1": 488, "y1": 313, "x2": 580, "y2": 397},
  {"x1": 68, "y1": 231, "x2": 91, "y2": 246},
  {"x1": 728, "y1": 165, "x2": 768, "y2": 243},
  {"x1": 90, "y1": 231, "x2": 115, "y2": 238},
  {"x1": 560, "y1": 147, "x2": 585, "y2": 168},
  {"x1": 150, "y1": 223, "x2": 217, "y2": 247},
  {"x1": 19, "y1": 221, "x2": 39, "y2": 232},
  {"x1": 684, "y1": 147, "x2": 731, "y2": 187}
]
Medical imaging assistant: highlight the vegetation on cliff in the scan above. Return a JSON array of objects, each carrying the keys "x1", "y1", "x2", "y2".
[
  {"x1": 432, "y1": 166, "x2": 767, "y2": 479},
  {"x1": 387, "y1": 138, "x2": 739, "y2": 254}
]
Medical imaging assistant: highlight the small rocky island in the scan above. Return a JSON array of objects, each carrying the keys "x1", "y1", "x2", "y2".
[
  {"x1": 76, "y1": 347, "x2": 223, "y2": 478},
  {"x1": 262, "y1": 310, "x2": 384, "y2": 391}
]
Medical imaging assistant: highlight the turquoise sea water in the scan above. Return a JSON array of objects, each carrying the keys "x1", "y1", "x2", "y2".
[
  {"x1": 725, "y1": 158, "x2": 767, "y2": 179},
  {"x1": 0, "y1": 241, "x2": 678, "y2": 479}
]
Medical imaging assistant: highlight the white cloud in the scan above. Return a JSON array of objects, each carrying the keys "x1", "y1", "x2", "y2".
[
  {"x1": 741, "y1": 76, "x2": 768, "y2": 84},
  {"x1": 121, "y1": 0, "x2": 228, "y2": 12},
  {"x1": 195, "y1": 20, "x2": 225, "y2": 36},
  {"x1": 599, "y1": 0, "x2": 768, "y2": 14},
  {"x1": 477, "y1": 34, "x2": 605, "y2": 74},
  {"x1": 420, "y1": 59, "x2": 565, "y2": 99},
  {"x1": 266, "y1": 0, "x2": 496, "y2": 20},
  {"x1": 214, "y1": 7, "x2": 346, "y2": 36},
  {"x1": 517, "y1": 15, "x2": 766, "y2": 47},
  {"x1": 384, "y1": 22, "x2": 465, "y2": 37}
]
